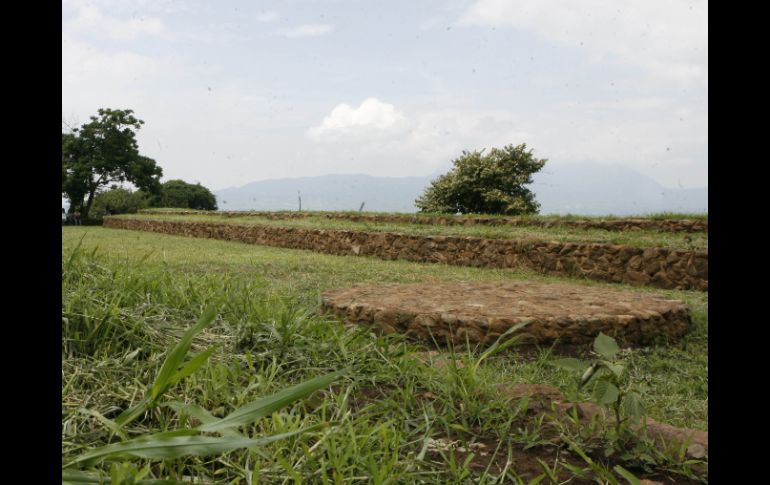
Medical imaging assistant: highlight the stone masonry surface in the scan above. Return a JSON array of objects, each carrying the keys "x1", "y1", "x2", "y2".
[
  {"x1": 105, "y1": 217, "x2": 708, "y2": 291},
  {"x1": 140, "y1": 209, "x2": 708, "y2": 233},
  {"x1": 321, "y1": 281, "x2": 692, "y2": 346}
]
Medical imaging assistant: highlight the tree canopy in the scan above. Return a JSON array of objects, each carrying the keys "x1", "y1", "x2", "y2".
[
  {"x1": 152, "y1": 179, "x2": 218, "y2": 210},
  {"x1": 62, "y1": 109, "x2": 163, "y2": 219},
  {"x1": 415, "y1": 143, "x2": 547, "y2": 215}
]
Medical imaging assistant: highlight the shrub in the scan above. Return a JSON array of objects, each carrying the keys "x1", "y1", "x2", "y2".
[{"x1": 415, "y1": 143, "x2": 546, "y2": 215}]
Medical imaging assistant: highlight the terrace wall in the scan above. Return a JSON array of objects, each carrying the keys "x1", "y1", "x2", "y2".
[
  {"x1": 105, "y1": 217, "x2": 708, "y2": 291},
  {"x1": 140, "y1": 210, "x2": 708, "y2": 233}
]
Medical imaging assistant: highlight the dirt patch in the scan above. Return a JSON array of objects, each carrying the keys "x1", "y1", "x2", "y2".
[{"x1": 321, "y1": 281, "x2": 692, "y2": 346}]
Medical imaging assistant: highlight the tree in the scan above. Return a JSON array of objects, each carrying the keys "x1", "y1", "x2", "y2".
[
  {"x1": 90, "y1": 187, "x2": 151, "y2": 219},
  {"x1": 151, "y1": 179, "x2": 218, "y2": 210},
  {"x1": 415, "y1": 143, "x2": 547, "y2": 215},
  {"x1": 61, "y1": 109, "x2": 163, "y2": 219}
]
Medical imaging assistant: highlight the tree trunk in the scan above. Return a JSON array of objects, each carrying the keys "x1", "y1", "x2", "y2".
[{"x1": 83, "y1": 189, "x2": 96, "y2": 220}]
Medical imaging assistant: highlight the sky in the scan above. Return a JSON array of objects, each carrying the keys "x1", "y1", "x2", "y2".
[{"x1": 62, "y1": 0, "x2": 708, "y2": 192}]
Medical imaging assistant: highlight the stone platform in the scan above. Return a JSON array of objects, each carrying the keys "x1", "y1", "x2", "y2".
[{"x1": 320, "y1": 282, "x2": 692, "y2": 346}]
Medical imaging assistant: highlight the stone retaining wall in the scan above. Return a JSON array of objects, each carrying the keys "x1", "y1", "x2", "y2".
[
  {"x1": 105, "y1": 217, "x2": 708, "y2": 291},
  {"x1": 140, "y1": 209, "x2": 708, "y2": 233}
]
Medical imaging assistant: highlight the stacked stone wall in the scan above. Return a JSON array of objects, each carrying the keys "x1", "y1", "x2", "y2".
[
  {"x1": 140, "y1": 209, "x2": 707, "y2": 233},
  {"x1": 106, "y1": 217, "x2": 708, "y2": 291}
]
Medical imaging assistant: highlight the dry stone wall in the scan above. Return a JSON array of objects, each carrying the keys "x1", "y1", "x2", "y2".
[
  {"x1": 140, "y1": 209, "x2": 708, "y2": 233},
  {"x1": 105, "y1": 217, "x2": 708, "y2": 291}
]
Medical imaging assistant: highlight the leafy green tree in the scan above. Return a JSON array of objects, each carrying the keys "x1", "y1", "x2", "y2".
[
  {"x1": 152, "y1": 179, "x2": 218, "y2": 210},
  {"x1": 90, "y1": 187, "x2": 151, "y2": 220},
  {"x1": 415, "y1": 143, "x2": 546, "y2": 215},
  {"x1": 62, "y1": 109, "x2": 163, "y2": 219}
]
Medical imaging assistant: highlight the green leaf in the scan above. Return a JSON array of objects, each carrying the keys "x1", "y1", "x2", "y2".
[
  {"x1": 151, "y1": 305, "x2": 219, "y2": 401},
  {"x1": 66, "y1": 427, "x2": 314, "y2": 467},
  {"x1": 593, "y1": 332, "x2": 620, "y2": 359},
  {"x1": 163, "y1": 401, "x2": 244, "y2": 439},
  {"x1": 114, "y1": 396, "x2": 151, "y2": 427},
  {"x1": 199, "y1": 370, "x2": 345, "y2": 432},
  {"x1": 551, "y1": 358, "x2": 586, "y2": 372},
  {"x1": 613, "y1": 465, "x2": 641, "y2": 485},
  {"x1": 602, "y1": 361, "x2": 625, "y2": 378},
  {"x1": 168, "y1": 346, "x2": 218, "y2": 387},
  {"x1": 62, "y1": 469, "x2": 103, "y2": 484},
  {"x1": 593, "y1": 380, "x2": 620, "y2": 405},
  {"x1": 623, "y1": 392, "x2": 645, "y2": 420}
]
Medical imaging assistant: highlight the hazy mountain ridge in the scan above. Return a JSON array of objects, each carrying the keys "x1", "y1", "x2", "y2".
[{"x1": 214, "y1": 164, "x2": 707, "y2": 216}]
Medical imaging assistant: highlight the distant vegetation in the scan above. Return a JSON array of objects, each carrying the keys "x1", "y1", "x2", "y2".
[
  {"x1": 153, "y1": 179, "x2": 217, "y2": 211},
  {"x1": 90, "y1": 188, "x2": 150, "y2": 219},
  {"x1": 62, "y1": 108, "x2": 163, "y2": 219},
  {"x1": 416, "y1": 143, "x2": 546, "y2": 215},
  {"x1": 63, "y1": 108, "x2": 217, "y2": 219}
]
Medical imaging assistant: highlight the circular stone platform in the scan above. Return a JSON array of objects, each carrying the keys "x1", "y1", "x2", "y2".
[{"x1": 320, "y1": 282, "x2": 692, "y2": 346}]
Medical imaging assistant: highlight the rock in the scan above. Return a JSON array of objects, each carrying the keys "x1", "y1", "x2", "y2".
[
  {"x1": 640, "y1": 420, "x2": 708, "y2": 459},
  {"x1": 413, "y1": 351, "x2": 465, "y2": 370},
  {"x1": 496, "y1": 384, "x2": 564, "y2": 410}
]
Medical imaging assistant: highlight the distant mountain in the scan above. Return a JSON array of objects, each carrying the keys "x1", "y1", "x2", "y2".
[
  {"x1": 531, "y1": 164, "x2": 708, "y2": 215},
  {"x1": 215, "y1": 174, "x2": 428, "y2": 213},
  {"x1": 214, "y1": 165, "x2": 707, "y2": 216}
]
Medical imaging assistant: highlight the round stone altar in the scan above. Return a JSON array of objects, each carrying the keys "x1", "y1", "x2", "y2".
[{"x1": 320, "y1": 281, "x2": 692, "y2": 346}]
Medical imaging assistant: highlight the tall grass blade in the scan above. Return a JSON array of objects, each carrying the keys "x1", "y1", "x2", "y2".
[
  {"x1": 168, "y1": 346, "x2": 218, "y2": 387},
  {"x1": 471, "y1": 320, "x2": 530, "y2": 373},
  {"x1": 163, "y1": 401, "x2": 244, "y2": 439},
  {"x1": 150, "y1": 305, "x2": 219, "y2": 400},
  {"x1": 199, "y1": 370, "x2": 344, "y2": 432},
  {"x1": 613, "y1": 465, "x2": 641, "y2": 485},
  {"x1": 67, "y1": 427, "x2": 318, "y2": 467}
]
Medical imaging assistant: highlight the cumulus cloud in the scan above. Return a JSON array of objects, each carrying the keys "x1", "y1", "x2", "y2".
[
  {"x1": 308, "y1": 98, "x2": 409, "y2": 140},
  {"x1": 459, "y1": 0, "x2": 707, "y2": 86},
  {"x1": 280, "y1": 24, "x2": 334, "y2": 38}
]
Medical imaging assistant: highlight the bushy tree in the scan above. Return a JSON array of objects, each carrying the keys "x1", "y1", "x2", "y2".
[
  {"x1": 90, "y1": 187, "x2": 151, "y2": 219},
  {"x1": 415, "y1": 143, "x2": 546, "y2": 215},
  {"x1": 62, "y1": 109, "x2": 163, "y2": 219},
  {"x1": 152, "y1": 179, "x2": 218, "y2": 210}
]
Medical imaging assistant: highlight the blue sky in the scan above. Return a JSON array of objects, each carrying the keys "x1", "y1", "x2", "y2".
[{"x1": 62, "y1": 0, "x2": 707, "y2": 191}]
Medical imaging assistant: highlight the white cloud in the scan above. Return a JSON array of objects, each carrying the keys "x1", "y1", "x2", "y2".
[
  {"x1": 62, "y1": 35, "x2": 159, "y2": 87},
  {"x1": 309, "y1": 98, "x2": 408, "y2": 140},
  {"x1": 66, "y1": 5, "x2": 164, "y2": 41},
  {"x1": 280, "y1": 24, "x2": 334, "y2": 38},
  {"x1": 257, "y1": 10, "x2": 278, "y2": 22},
  {"x1": 459, "y1": 0, "x2": 707, "y2": 86}
]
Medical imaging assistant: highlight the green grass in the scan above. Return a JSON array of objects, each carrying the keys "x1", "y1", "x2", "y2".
[
  {"x1": 116, "y1": 212, "x2": 708, "y2": 251},
  {"x1": 62, "y1": 227, "x2": 707, "y2": 483}
]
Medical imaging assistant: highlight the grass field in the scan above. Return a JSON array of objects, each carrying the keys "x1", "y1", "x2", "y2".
[
  {"x1": 62, "y1": 226, "x2": 707, "y2": 483},
  {"x1": 115, "y1": 213, "x2": 708, "y2": 251}
]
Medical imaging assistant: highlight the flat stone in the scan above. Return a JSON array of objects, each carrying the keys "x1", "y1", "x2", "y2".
[{"x1": 321, "y1": 281, "x2": 692, "y2": 346}]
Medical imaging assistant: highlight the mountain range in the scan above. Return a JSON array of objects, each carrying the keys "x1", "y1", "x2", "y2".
[{"x1": 214, "y1": 163, "x2": 707, "y2": 216}]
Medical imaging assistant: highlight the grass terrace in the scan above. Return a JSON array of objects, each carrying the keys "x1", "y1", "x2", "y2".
[
  {"x1": 116, "y1": 212, "x2": 708, "y2": 251},
  {"x1": 62, "y1": 226, "x2": 707, "y2": 483}
]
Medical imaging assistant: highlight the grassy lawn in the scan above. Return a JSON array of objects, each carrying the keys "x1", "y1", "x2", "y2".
[
  {"x1": 115, "y1": 213, "x2": 708, "y2": 251},
  {"x1": 62, "y1": 227, "x2": 707, "y2": 483}
]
